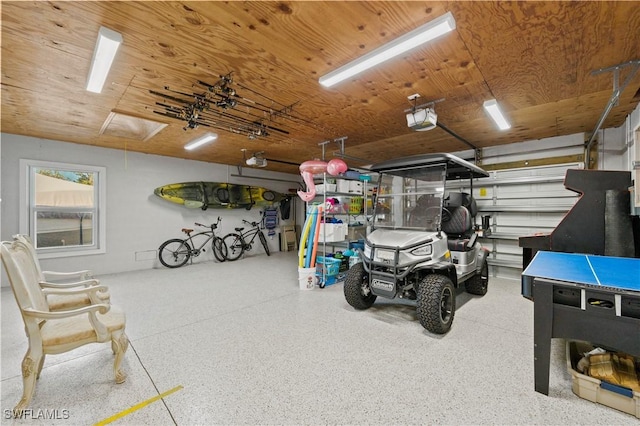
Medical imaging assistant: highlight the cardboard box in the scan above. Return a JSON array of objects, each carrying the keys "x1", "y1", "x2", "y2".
[{"x1": 567, "y1": 341, "x2": 640, "y2": 419}]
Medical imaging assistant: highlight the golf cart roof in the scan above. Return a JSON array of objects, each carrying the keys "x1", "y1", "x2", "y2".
[{"x1": 368, "y1": 153, "x2": 489, "y2": 180}]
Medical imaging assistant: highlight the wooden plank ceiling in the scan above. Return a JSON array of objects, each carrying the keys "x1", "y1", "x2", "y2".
[{"x1": 2, "y1": 1, "x2": 639, "y2": 173}]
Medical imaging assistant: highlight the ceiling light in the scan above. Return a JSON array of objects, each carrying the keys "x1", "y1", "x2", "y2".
[
  {"x1": 86, "y1": 26, "x2": 122, "y2": 93},
  {"x1": 319, "y1": 11, "x2": 456, "y2": 88},
  {"x1": 483, "y1": 99, "x2": 511, "y2": 130},
  {"x1": 184, "y1": 132, "x2": 217, "y2": 150}
]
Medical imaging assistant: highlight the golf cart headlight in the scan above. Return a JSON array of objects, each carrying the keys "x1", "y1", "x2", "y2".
[
  {"x1": 363, "y1": 243, "x2": 371, "y2": 257},
  {"x1": 410, "y1": 244, "x2": 432, "y2": 256}
]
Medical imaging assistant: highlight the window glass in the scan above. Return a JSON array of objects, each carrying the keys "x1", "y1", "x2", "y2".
[
  {"x1": 373, "y1": 164, "x2": 446, "y2": 231},
  {"x1": 20, "y1": 160, "x2": 106, "y2": 258},
  {"x1": 34, "y1": 168, "x2": 96, "y2": 248}
]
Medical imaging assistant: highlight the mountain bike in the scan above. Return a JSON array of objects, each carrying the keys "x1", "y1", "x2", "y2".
[
  {"x1": 223, "y1": 219, "x2": 271, "y2": 261},
  {"x1": 158, "y1": 218, "x2": 227, "y2": 268}
]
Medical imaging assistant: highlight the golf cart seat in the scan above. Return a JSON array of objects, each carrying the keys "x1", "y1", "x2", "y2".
[
  {"x1": 446, "y1": 192, "x2": 478, "y2": 217},
  {"x1": 442, "y1": 192, "x2": 478, "y2": 251}
]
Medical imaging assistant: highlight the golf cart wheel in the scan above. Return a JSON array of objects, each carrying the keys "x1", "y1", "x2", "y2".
[
  {"x1": 417, "y1": 274, "x2": 456, "y2": 334},
  {"x1": 343, "y1": 263, "x2": 376, "y2": 310},
  {"x1": 465, "y1": 260, "x2": 489, "y2": 296}
]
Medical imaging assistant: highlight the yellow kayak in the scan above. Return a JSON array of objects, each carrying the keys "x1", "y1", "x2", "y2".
[{"x1": 154, "y1": 182, "x2": 288, "y2": 210}]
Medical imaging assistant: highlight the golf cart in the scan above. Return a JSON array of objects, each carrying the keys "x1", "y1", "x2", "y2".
[{"x1": 344, "y1": 153, "x2": 490, "y2": 334}]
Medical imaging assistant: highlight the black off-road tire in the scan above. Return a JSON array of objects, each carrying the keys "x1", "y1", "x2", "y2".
[
  {"x1": 465, "y1": 260, "x2": 489, "y2": 295},
  {"x1": 416, "y1": 274, "x2": 456, "y2": 334},
  {"x1": 158, "y1": 239, "x2": 191, "y2": 268},
  {"x1": 344, "y1": 263, "x2": 376, "y2": 310}
]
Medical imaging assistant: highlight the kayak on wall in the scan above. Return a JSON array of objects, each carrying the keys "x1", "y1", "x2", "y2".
[{"x1": 154, "y1": 182, "x2": 288, "y2": 210}]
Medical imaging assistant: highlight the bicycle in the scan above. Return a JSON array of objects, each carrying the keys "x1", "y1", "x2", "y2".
[
  {"x1": 222, "y1": 219, "x2": 271, "y2": 261},
  {"x1": 158, "y1": 217, "x2": 227, "y2": 268}
]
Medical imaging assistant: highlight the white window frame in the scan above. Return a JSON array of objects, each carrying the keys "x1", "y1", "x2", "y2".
[{"x1": 19, "y1": 159, "x2": 107, "y2": 259}]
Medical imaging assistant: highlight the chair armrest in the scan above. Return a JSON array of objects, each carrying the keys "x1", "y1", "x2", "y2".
[
  {"x1": 22, "y1": 303, "x2": 110, "y2": 320},
  {"x1": 41, "y1": 285, "x2": 109, "y2": 297},
  {"x1": 42, "y1": 284, "x2": 110, "y2": 306},
  {"x1": 39, "y1": 278, "x2": 101, "y2": 289},
  {"x1": 42, "y1": 270, "x2": 93, "y2": 281}
]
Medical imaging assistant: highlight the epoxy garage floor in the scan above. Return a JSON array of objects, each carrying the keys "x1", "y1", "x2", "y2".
[{"x1": 1, "y1": 251, "x2": 636, "y2": 425}]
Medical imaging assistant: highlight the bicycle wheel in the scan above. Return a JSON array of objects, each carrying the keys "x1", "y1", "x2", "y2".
[
  {"x1": 258, "y1": 231, "x2": 271, "y2": 256},
  {"x1": 159, "y1": 239, "x2": 191, "y2": 268},
  {"x1": 212, "y1": 237, "x2": 227, "y2": 262},
  {"x1": 223, "y1": 233, "x2": 244, "y2": 261}
]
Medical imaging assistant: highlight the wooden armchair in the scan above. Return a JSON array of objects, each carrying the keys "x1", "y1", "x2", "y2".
[
  {"x1": 0, "y1": 239, "x2": 128, "y2": 417},
  {"x1": 12, "y1": 234, "x2": 110, "y2": 311}
]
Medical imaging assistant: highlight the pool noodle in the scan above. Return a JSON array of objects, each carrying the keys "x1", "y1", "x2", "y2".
[
  {"x1": 300, "y1": 205, "x2": 315, "y2": 267},
  {"x1": 305, "y1": 208, "x2": 318, "y2": 268},
  {"x1": 298, "y1": 205, "x2": 315, "y2": 267},
  {"x1": 310, "y1": 205, "x2": 323, "y2": 268}
]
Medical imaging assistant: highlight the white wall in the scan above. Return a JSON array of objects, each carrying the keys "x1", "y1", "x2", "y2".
[{"x1": 1, "y1": 134, "x2": 303, "y2": 285}]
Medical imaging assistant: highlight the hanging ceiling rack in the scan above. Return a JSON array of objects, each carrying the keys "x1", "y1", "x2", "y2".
[{"x1": 585, "y1": 59, "x2": 640, "y2": 167}]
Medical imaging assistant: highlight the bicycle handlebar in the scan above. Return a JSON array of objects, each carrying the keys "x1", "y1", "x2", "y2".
[
  {"x1": 195, "y1": 219, "x2": 221, "y2": 230},
  {"x1": 242, "y1": 219, "x2": 259, "y2": 227}
]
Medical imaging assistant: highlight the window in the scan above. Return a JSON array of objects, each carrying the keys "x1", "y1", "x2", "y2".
[{"x1": 20, "y1": 160, "x2": 106, "y2": 258}]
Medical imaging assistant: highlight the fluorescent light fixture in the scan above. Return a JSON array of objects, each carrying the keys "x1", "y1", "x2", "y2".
[
  {"x1": 184, "y1": 132, "x2": 217, "y2": 150},
  {"x1": 86, "y1": 26, "x2": 123, "y2": 93},
  {"x1": 483, "y1": 99, "x2": 511, "y2": 130},
  {"x1": 319, "y1": 11, "x2": 456, "y2": 88}
]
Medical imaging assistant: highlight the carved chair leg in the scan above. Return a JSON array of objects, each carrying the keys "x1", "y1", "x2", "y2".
[
  {"x1": 111, "y1": 330, "x2": 129, "y2": 384},
  {"x1": 14, "y1": 350, "x2": 42, "y2": 417},
  {"x1": 35, "y1": 354, "x2": 46, "y2": 379}
]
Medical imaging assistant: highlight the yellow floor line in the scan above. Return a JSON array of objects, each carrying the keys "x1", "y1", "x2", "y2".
[{"x1": 94, "y1": 385, "x2": 183, "y2": 425}]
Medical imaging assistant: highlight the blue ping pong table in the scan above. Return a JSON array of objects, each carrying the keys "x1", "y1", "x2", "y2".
[{"x1": 521, "y1": 251, "x2": 640, "y2": 395}]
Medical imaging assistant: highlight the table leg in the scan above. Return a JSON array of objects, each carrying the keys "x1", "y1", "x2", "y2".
[{"x1": 533, "y1": 280, "x2": 554, "y2": 395}]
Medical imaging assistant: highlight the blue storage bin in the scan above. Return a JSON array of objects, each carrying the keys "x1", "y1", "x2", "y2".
[
  {"x1": 316, "y1": 256, "x2": 341, "y2": 276},
  {"x1": 316, "y1": 274, "x2": 338, "y2": 287}
]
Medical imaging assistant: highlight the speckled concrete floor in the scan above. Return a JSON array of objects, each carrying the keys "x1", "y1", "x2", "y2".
[{"x1": 1, "y1": 251, "x2": 636, "y2": 425}]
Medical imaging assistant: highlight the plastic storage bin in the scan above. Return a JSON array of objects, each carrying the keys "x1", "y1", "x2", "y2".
[
  {"x1": 336, "y1": 180, "x2": 350, "y2": 194},
  {"x1": 349, "y1": 197, "x2": 364, "y2": 214},
  {"x1": 316, "y1": 183, "x2": 336, "y2": 194},
  {"x1": 347, "y1": 225, "x2": 365, "y2": 240},
  {"x1": 318, "y1": 223, "x2": 347, "y2": 242},
  {"x1": 317, "y1": 274, "x2": 338, "y2": 287},
  {"x1": 566, "y1": 341, "x2": 640, "y2": 419},
  {"x1": 349, "y1": 181, "x2": 363, "y2": 194},
  {"x1": 316, "y1": 256, "x2": 341, "y2": 276}
]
